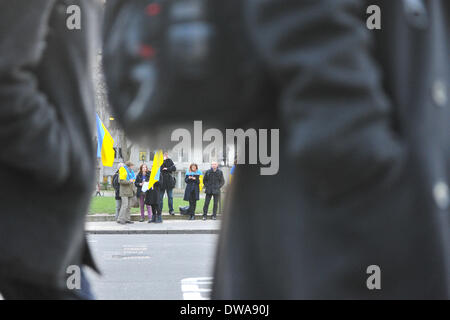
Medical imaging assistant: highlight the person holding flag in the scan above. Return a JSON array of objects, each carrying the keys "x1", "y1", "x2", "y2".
[
  {"x1": 96, "y1": 114, "x2": 115, "y2": 167},
  {"x1": 117, "y1": 161, "x2": 136, "y2": 224},
  {"x1": 145, "y1": 150, "x2": 164, "y2": 223},
  {"x1": 184, "y1": 164, "x2": 203, "y2": 221}
]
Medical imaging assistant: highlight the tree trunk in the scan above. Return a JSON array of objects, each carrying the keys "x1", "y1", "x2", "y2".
[{"x1": 118, "y1": 130, "x2": 133, "y2": 162}]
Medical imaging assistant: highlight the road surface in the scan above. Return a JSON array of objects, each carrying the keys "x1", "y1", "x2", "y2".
[{"x1": 85, "y1": 234, "x2": 218, "y2": 300}]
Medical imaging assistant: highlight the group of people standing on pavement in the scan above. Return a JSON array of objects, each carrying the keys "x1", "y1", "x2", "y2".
[
  {"x1": 113, "y1": 152, "x2": 174, "y2": 224},
  {"x1": 112, "y1": 152, "x2": 226, "y2": 223}
]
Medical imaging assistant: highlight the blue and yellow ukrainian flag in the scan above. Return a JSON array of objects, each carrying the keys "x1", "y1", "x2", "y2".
[
  {"x1": 199, "y1": 174, "x2": 204, "y2": 192},
  {"x1": 149, "y1": 150, "x2": 164, "y2": 188},
  {"x1": 96, "y1": 114, "x2": 115, "y2": 167}
]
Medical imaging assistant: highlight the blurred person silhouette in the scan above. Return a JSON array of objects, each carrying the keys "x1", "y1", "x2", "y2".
[
  {"x1": 0, "y1": 1, "x2": 102, "y2": 299},
  {"x1": 103, "y1": 0, "x2": 449, "y2": 299}
]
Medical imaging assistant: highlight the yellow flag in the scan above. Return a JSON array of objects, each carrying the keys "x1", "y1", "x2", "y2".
[
  {"x1": 149, "y1": 150, "x2": 164, "y2": 188},
  {"x1": 96, "y1": 114, "x2": 115, "y2": 167},
  {"x1": 199, "y1": 175, "x2": 204, "y2": 192}
]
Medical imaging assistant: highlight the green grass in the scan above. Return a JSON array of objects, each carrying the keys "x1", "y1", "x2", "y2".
[{"x1": 89, "y1": 196, "x2": 219, "y2": 215}]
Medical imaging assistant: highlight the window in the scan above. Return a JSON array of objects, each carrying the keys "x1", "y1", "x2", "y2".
[{"x1": 139, "y1": 151, "x2": 148, "y2": 162}]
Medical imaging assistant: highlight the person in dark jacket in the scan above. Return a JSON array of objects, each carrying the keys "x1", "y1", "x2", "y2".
[
  {"x1": 145, "y1": 175, "x2": 163, "y2": 223},
  {"x1": 118, "y1": 161, "x2": 136, "y2": 224},
  {"x1": 0, "y1": 0, "x2": 101, "y2": 299},
  {"x1": 184, "y1": 164, "x2": 202, "y2": 221},
  {"x1": 103, "y1": 0, "x2": 450, "y2": 299},
  {"x1": 113, "y1": 163, "x2": 124, "y2": 221},
  {"x1": 135, "y1": 163, "x2": 152, "y2": 222},
  {"x1": 159, "y1": 152, "x2": 177, "y2": 215},
  {"x1": 203, "y1": 161, "x2": 225, "y2": 220}
]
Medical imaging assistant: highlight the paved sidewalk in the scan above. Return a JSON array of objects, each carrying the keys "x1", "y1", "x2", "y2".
[
  {"x1": 86, "y1": 220, "x2": 221, "y2": 235},
  {"x1": 87, "y1": 213, "x2": 223, "y2": 222}
]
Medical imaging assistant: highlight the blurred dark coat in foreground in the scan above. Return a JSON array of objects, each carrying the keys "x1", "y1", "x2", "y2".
[
  {"x1": 104, "y1": 0, "x2": 450, "y2": 298},
  {"x1": 0, "y1": 0, "x2": 100, "y2": 293}
]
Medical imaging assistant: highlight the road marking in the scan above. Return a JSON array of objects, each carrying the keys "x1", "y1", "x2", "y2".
[
  {"x1": 111, "y1": 255, "x2": 151, "y2": 260},
  {"x1": 181, "y1": 277, "x2": 213, "y2": 300},
  {"x1": 102, "y1": 245, "x2": 151, "y2": 260}
]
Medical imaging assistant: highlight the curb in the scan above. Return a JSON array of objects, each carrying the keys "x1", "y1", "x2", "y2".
[
  {"x1": 87, "y1": 213, "x2": 221, "y2": 222},
  {"x1": 86, "y1": 229, "x2": 220, "y2": 235}
]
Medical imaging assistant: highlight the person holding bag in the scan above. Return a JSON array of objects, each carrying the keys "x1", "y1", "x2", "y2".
[{"x1": 135, "y1": 164, "x2": 152, "y2": 222}]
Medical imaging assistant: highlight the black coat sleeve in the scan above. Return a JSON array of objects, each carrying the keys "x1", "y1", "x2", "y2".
[
  {"x1": 203, "y1": 171, "x2": 210, "y2": 187},
  {"x1": 245, "y1": 0, "x2": 406, "y2": 201},
  {"x1": 0, "y1": 1, "x2": 79, "y2": 187},
  {"x1": 135, "y1": 174, "x2": 142, "y2": 187},
  {"x1": 166, "y1": 159, "x2": 176, "y2": 173},
  {"x1": 160, "y1": 159, "x2": 176, "y2": 174},
  {"x1": 219, "y1": 171, "x2": 225, "y2": 188},
  {"x1": 158, "y1": 172, "x2": 163, "y2": 187}
]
